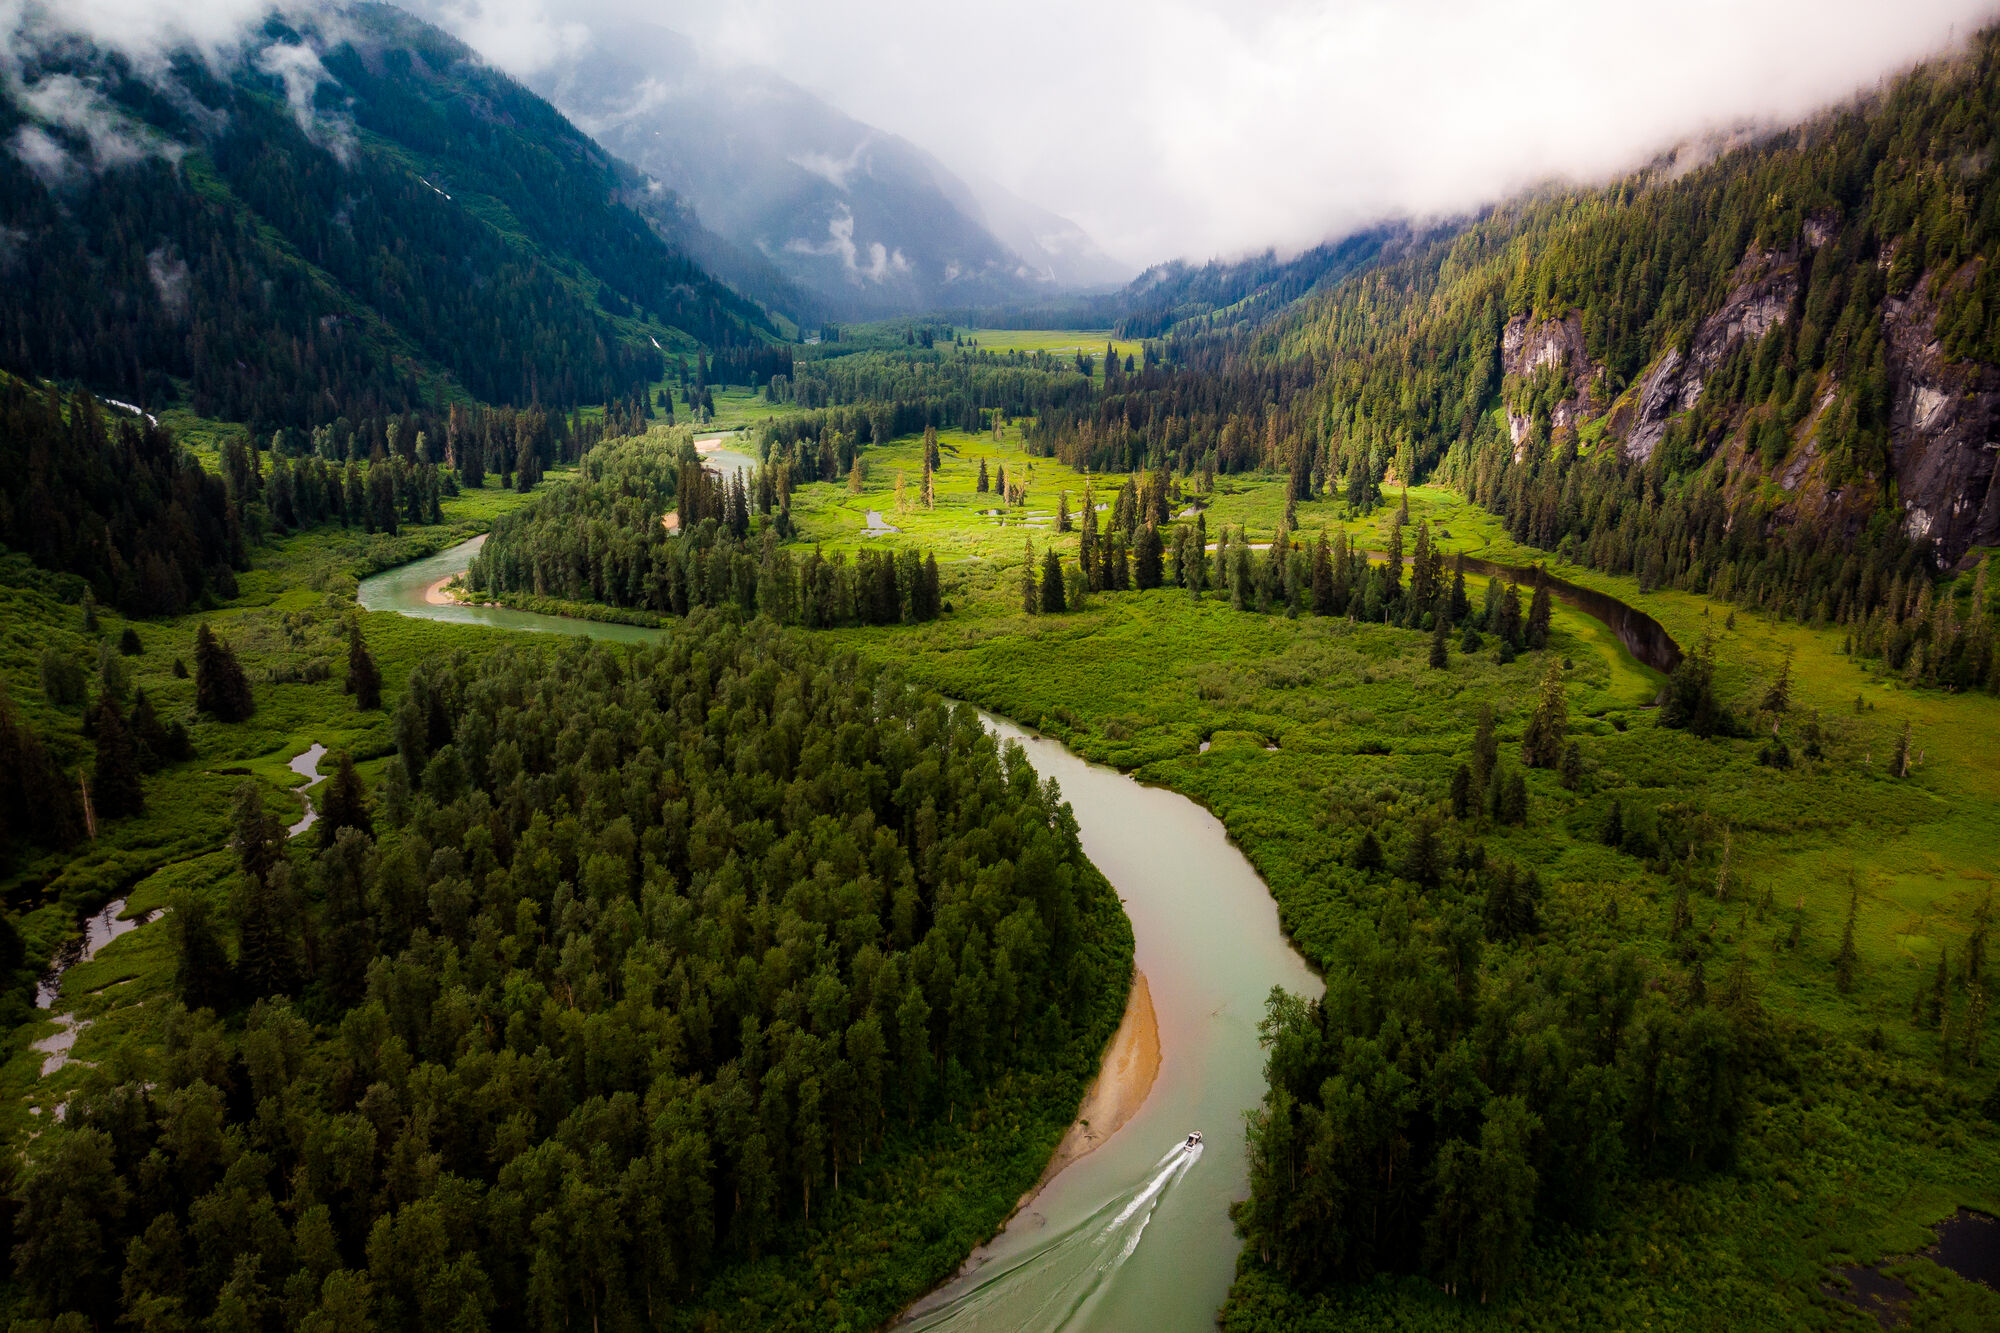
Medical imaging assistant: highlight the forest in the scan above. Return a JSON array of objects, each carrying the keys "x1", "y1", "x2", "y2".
[
  {"x1": 465, "y1": 432, "x2": 945, "y2": 627},
  {"x1": 5, "y1": 618, "x2": 1128, "y2": 1331},
  {"x1": 0, "y1": 5, "x2": 773, "y2": 428}
]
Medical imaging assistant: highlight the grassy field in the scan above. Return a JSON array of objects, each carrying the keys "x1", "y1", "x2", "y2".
[
  {"x1": 772, "y1": 433, "x2": 2000, "y2": 1328},
  {"x1": 958, "y1": 327, "x2": 1143, "y2": 364}
]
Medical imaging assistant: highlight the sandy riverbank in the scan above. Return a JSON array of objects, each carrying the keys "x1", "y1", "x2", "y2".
[
  {"x1": 694, "y1": 435, "x2": 723, "y2": 453},
  {"x1": 1038, "y1": 970, "x2": 1161, "y2": 1187},
  {"x1": 422, "y1": 576, "x2": 458, "y2": 606}
]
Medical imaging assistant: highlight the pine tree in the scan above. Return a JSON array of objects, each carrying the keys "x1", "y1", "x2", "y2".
[
  {"x1": 1450, "y1": 764, "x2": 1473, "y2": 819},
  {"x1": 347, "y1": 623, "x2": 382, "y2": 710},
  {"x1": 1057, "y1": 491, "x2": 1072, "y2": 533},
  {"x1": 1834, "y1": 879, "x2": 1860, "y2": 993},
  {"x1": 1761, "y1": 654, "x2": 1794, "y2": 716},
  {"x1": 170, "y1": 890, "x2": 232, "y2": 1012},
  {"x1": 317, "y1": 753, "x2": 373, "y2": 851},
  {"x1": 1429, "y1": 612, "x2": 1450, "y2": 668},
  {"x1": 194, "y1": 623, "x2": 254, "y2": 722},
  {"x1": 1352, "y1": 828, "x2": 1384, "y2": 872},
  {"x1": 1135, "y1": 524, "x2": 1164, "y2": 590},
  {"x1": 231, "y1": 781, "x2": 284, "y2": 881},
  {"x1": 1021, "y1": 540, "x2": 1038, "y2": 615},
  {"x1": 1041, "y1": 550, "x2": 1067, "y2": 613},
  {"x1": 978, "y1": 458, "x2": 990, "y2": 493},
  {"x1": 91, "y1": 694, "x2": 144, "y2": 819},
  {"x1": 1892, "y1": 720, "x2": 1913, "y2": 777},
  {"x1": 1472, "y1": 703, "x2": 1499, "y2": 794},
  {"x1": 1526, "y1": 573, "x2": 1552, "y2": 650},
  {"x1": 1520, "y1": 657, "x2": 1567, "y2": 768}
]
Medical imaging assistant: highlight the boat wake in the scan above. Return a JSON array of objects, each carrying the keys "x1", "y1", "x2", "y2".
[{"x1": 899, "y1": 1138, "x2": 1204, "y2": 1332}]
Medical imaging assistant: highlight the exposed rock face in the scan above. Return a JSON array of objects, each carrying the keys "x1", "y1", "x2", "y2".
[
  {"x1": 1883, "y1": 282, "x2": 2000, "y2": 566},
  {"x1": 1502, "y1": 313, "x2": 1598, "y2": 446},
  {"x1": 1623, "y1": 251, "x2": 1798, "y2": 461}
]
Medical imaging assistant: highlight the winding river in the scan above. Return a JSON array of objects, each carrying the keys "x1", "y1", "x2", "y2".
[
  {"x1": 360, "y1": 524, "x2": 1320, "y2": 1330},
  {"x1": 357, "y1": 505, "x2": 1684, "y2": 1329}
]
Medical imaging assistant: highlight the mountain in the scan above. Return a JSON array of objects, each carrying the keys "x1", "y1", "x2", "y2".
[
  {"x1": 0, "y1": 1, "x2": 775, "y2": 428},
  {"x1": 491, "y1": 8, "x2": 1128, "y2": 318},
  {"x1": 1250, "y1": 30, "x2": 2000, "y2": 571}
]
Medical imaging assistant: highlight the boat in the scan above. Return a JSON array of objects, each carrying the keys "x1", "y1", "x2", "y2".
[{"x1": 1185, "y1": 1131, "x2": 1203, "y2": 1148}]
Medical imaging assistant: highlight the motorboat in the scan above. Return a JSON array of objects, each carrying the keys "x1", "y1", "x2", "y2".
[{"x1": 1184, "y1": 1131, "x2": 1203, "y2": 1148}]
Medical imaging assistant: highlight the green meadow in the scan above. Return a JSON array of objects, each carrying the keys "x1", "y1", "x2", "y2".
[{"x1": 771, "y1": 432, "x2": 2000, "y2": 1327}]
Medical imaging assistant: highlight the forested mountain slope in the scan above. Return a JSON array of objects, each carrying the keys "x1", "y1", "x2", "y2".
[
  {"x1": 0, "y1": 2, "x2": 775, "y2": 429},
  {"x1": 1262, "y1": 29, "x2": 2000, "y2": 572}
]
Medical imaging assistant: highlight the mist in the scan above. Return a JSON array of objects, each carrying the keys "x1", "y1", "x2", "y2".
[
  {"x1": 12, "y1": 0, "x2": 2000, "y2": 270},
  {"x1": 440, "y1": 0, "x2": 2000, "y2": 268}
]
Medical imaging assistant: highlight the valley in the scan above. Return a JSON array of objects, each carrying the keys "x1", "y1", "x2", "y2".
[{"x1": 2, "y1": 3, "x2": 2000, "y2": 1330}]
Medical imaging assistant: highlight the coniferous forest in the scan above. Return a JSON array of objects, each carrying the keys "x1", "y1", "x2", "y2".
[{"x1": 3, "y1": 4, "x2": 2000, "y2": 1332}]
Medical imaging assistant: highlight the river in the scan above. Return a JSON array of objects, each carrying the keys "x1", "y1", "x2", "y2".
[{"x1": 358, "y1": 530, "x2": 1321, "y2": 1331}]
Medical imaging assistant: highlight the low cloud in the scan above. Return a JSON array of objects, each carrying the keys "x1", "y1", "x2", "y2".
[
  {"x1": 6, "y1": 71, "x2": 184, "y2": 180},
  {"x1": 785, "y1": 203, "x2": 910, "y2": 283},
  {"x1": 255, "y1": 39, "x2": 355, "y2": 162}
]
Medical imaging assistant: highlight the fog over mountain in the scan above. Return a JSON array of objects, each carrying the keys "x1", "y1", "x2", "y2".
[
  {"x1": 450, "y1": 0, "x2": 1997, "y2": 270},
  {"x1": 406, "y1": 0, "x2": 1130, "y2": 316}
]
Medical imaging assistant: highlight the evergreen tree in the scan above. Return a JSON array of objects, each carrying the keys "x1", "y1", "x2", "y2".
[
  {"x1": 1472, "y1": 703, "x2": 1499, "y2": 793},
  {"x1": 1521, "y1": 658, "x2": 1568, "y2": 768},
  {"x1": 347, "y1": 623, "x2": 382, "y2": 711},
  {"x1": 1430, "y1": 613, "x2": 1450, "y2": 668},
  {"x1": 1526, "y1": 572, "x2": 1552, "y2": 650},
  {"x1": 1135, "y1": 524, "x2": 1165, "y2": 590},
  {"x1": 1835, "y1": 880, "x2": 1861, "y2": 993},
  {"x1": 91, "y1": 694, "x2": 144, "y2": 819},
  {"x1": 1021, "y1": 540, "x2": 1038, "y2": 615},
  {"x1": 1450, "y1": 764, "x2": 1474, "y2": 819},
  {"x1": 231, "y1": 780, "x2": 286, "y2": 882},
  {"x1": 317, "y1": 753, "x2": 374, "y2": 850},
  {"x1": 978, "y1": 458, "x2": 990, "y2": 493},
  {"x1": 194, "y1": 623, "x2": 254, "y2": 722},
  {"x1": 1041, "y1": 550, "x2": 1068, "y2": 614},
  {"x1": 170, "y1": 890, "x2": 232, "y2": 1012}
]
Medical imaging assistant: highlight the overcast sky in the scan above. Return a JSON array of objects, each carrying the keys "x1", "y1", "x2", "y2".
[{"x1": 18, "y1": 0, "x2": 2000, "y2": 268}]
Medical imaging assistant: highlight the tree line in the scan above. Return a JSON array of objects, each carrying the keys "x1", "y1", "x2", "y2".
[{"x1": 465, "y1": 433, "x2": 944, "y2": 629}]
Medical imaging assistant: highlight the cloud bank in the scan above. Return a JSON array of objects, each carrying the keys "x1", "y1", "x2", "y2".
[{"x1": 523, "y1": 0, "x2": 2000, "y2": 267}]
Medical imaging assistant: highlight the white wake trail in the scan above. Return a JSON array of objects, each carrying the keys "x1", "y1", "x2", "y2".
[{"x1": 900, "y1": 1140, "x2": 1203, "y2": 1333}]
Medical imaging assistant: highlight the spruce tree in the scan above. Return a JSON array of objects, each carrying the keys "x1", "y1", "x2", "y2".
[
  {"x1": 347, "y1": 623, "x2": 382, "y2": 711},
  {"x1": 1450, "y1": 764, "x2": 1473, "y2": 819},
  {"x1": 1472, "y1": 703, "x2": 1499, "y2": 793},
  {"x1": 170, "y1": 890, "x2": 232, "y2": 1012},
  {"x1": 1834, "y1": 880, "x2": 1860, "y2": 993},
  {"x1": 1135, "y1": 524, "x2": 1164, "y2": 590},
  {"x1": 317, "y1": 753, "x2": 373, "y2": 851},
  {"x1": 1429, "y1": 613, "x2": 1450, "y2": 668},
  {"x1": 194, "y1": 623, "x2": 254, "y2": 722},
  {"x1": 1520, "y1": 657, "x2": 1567, "y2": 768},
  {"x1": 1021, "y1": 540, "x2": 1038, "y2": 615},
  {"x1": 92, "y1": 694, "x2": 144, "y2": 819},
  {"x1": 1041, "y1": 550, "x2": 1067, "y2": 613},
  {"x1": 1525, "y1": 571, "x2": 1552, "y2": 649}
]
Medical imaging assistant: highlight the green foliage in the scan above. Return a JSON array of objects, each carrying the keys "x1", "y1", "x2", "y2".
[{"x1": 7, "y1": 617, "x2": 1128, "y2": 1330}]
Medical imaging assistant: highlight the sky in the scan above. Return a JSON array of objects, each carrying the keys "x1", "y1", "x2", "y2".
[
  {"x1": 526, "y1": 0, "x2": 1999, "y2": 268},
  {"x1": 12, "y1": 0, "x2": 2000, "y2": 268}
]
